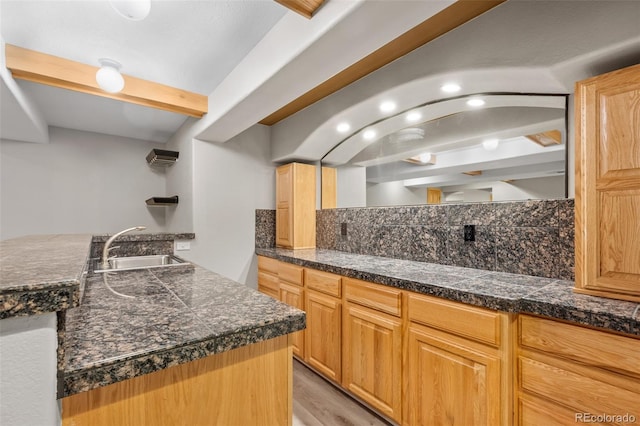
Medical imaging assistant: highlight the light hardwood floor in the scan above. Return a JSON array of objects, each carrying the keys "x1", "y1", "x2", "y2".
[{"x1": 292, "y1": 360, "x2": 391, "y2": 426}]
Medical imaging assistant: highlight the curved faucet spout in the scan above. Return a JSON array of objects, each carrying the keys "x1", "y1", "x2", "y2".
[{"x1": 102, "y1": 226, "x2": 147, "y2": 267}]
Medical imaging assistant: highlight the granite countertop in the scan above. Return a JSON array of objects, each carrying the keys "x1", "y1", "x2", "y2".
[
  {"x1": 62, "y1": 264, "x2": 305, "y2": 397},
  {"x1": 0, "y1": 234, "x2": 92, "y2": 319},
  {"x1": 256, "y1": 247, "x2": 640, "y2": 337}
]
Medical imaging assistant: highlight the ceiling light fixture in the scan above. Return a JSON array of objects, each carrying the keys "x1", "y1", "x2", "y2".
[
  {"x1": 418, "y1": 153, "x2": 432, "y2": 164},
  {"x1": 363, "y1": 129, "x2": 377, "y2": 141},
  {"x1": 482, "y1": 138, "x2": 499, "y2": 151},
  {"x1": 96, "y1": 59, "x2": 125, "y2": 93},
  {"x1": 379, "y1": 101, "x2": 396, "y2": 113},
  {"x1": 392, "y1": 128, "x2": 424, "y2": 143},
  {"x1": 467, "y1": 98, "x2": 486, "y2": 107},
  {"x1": 336, "y1": 122, "x2": 351, "y2": 133},
  {"x1": 110, "y1": 0, "x2": 151, "y2": 21},
  {"x1": 441, "y1": 83, "x2": 461, "y2": 93},
  {"x1": 406, "y1": 111, "x2": 422, "y2": 122}
]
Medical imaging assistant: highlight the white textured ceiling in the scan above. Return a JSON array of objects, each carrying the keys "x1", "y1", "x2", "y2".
[{"x1": 0, "y1": 0, "x2": 286, "y2": 94}]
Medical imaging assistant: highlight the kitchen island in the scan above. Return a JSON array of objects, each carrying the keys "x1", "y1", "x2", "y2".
[{"x1": 0, "y1": 235, "x2": 305, "y2": 426}]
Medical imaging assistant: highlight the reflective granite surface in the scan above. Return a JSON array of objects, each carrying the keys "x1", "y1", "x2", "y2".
[
  {"x1": 62, "y1": 265, "x2": 305, "y2": 397},
  {"x1": 256, "y1": 248, "x2": 640, "y2": 337},
  {"x1": 0, "y1": 234, "x2": 91, "y2": 319}
]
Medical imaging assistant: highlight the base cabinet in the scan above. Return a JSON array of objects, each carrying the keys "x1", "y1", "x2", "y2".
[
  {"x1": 342, "y1": 303, "x2": 402, "y2": 422},
  {"x1": 279, "y1": 282, "x2": 305, "y2": 358},
  {"x1": 305, "y1": 290, "x2": 341, "y2": 383},
  {"x1": 406, "y1": 323, "x2": 503, "y2": 426}
]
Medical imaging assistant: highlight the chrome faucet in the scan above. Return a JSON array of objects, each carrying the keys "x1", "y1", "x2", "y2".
[{"x1": 102, "y1": 226, "x2": 146, "y2": 267}]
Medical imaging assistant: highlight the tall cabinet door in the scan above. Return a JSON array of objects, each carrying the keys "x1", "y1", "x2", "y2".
[
  {"x1": 575, "y1": 63, "x2": 640, "y2": 301},
  {"x1": 342, "y1": 303, "x2": 402, "y2": 422},
  {"x1": 279, "y1": 282, "x2": 305, "y2": 358},
  {"x1": 275, "y1": 164, "x2": 293, "y2": 248}
]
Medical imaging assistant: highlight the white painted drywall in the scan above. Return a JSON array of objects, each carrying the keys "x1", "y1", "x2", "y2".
[
  {"x1": 366, "y1": 180, "x2": 425, "y2": 207},
  {"x1": 173, "y1": 125, "x2": 274, "y2": 289},
  {"x1": 492, "y1": 176, "x2": 565, "y2": 201},
  {"x1": 0, "y1": 313, "x2": 60, "y2": 426},
  {"x1": 336, "y1": 165, "x2": 367, "y2": 208},
  {"x1": 0, "y1": 127, "x2": 167, "y2": 240}
]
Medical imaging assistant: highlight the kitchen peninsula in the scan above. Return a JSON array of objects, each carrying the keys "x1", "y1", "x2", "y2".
[{"x1": 0, "y1": 234, "x2": 305, "y2": 426}]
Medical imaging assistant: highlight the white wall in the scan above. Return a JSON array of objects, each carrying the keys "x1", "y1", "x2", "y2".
[
  {"x1": 492, "y1": 175, "x2": 565, "y2": 201},
  {"x1": 366, "y1": 180, "x2": 426, "y2": 207},
  {"x1": 174, "y1": 125, "x2": 275, "y2": 288},
  {"x1": 0, "y1": 127, "x2": 167, "y2": 240},
  {"x1": 0, "y1": 313, "x2": 59, "y2": 426},
  {"x1": 336, "y1": 165, "x2": 367, "y2": 208}
]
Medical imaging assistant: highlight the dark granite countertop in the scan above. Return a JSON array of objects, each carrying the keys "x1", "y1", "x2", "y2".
[
  {"x1": 0, "y1": 234, "x2": 91, "y2": 319},
  {"x1": 62, "y1": 264, "x2": 305, "y2": 397},
  {"x1": 256, "y1": 247, "x2": 640, "y2": 337}
]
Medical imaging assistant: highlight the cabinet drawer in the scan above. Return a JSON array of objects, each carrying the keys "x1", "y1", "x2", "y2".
[
  {"x1": 518, "y1": 393, "x2": 584, "y2": 426},
  {"x1": 278, "y1": 262, "x2": 304, "y2": 286},
  {"x1": 408, "y1": 293, "x2": 501, "y2": 347},
  {"x1": 257, "y1": 256, "x2": 279, "y2": 274},
  {"x1": 519, "y1": 356, "x2": 640, "y2": 419},
  {"x1": 306, "y1": 268, "x2": 341, "y2": 297},
  {"x1": 343, "y1": 278, "x2": 402, "y2": 317},
  {"x1": 519, "y1": 315, "x2": 640, "y2": 377},
  {"x1": 258, "y1": 271, "x2": 279, "y2": 292}
]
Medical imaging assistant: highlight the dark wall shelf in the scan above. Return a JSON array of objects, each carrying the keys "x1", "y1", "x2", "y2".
[{"x1": 145, "y1": 196, "x2": 179, "y2": 206}]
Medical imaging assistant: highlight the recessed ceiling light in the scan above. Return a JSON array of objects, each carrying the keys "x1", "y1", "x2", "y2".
[
  {"x1": 379, "y1": 101, "x2": 396, "y2": 113},
  {"x1": 406, "y1": 111, "x2": 422, "y2": 122},
  {"x1": 467, "y1": 98, "x2": 485, "y2": 107},
  {"x1": 482, "y1": 138, "x2": 499, "y2": 151},
  {"x1": 110, "y1": 0, "x2": 151, "y2": 20},
  {"x1": 441, "y1": 83, "x2": 461, "y2": 93},
  {"x1": 336, "y1": 122, "x2": 351, "y2": 133},
  {"x1": 363, "y1": 129, "x2": 377, "y2": 140}
]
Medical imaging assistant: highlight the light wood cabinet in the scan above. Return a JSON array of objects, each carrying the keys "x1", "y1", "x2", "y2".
[
  {"x1": 305, "y1": 289, "x2": 341, "y2": 383},
  {"x1": 343, "y1": 302, "x2": 402, "y2": 422},
  {"x1": 516, "y1": 315, "x2": 640, "y2": 425},
  {"x1": 276, "y1": 163, "x2": 316, "y2": 249},
  {"x1": 575, "y1": 63, "x2": 640, "y2": 302},
  {"x1": 257, "y1": 256, "x2": 279, "y2": 299},
  {"x1": 406, "y1": 293, "x2": 511, "y2": 426},
  {"x1": 279, "y1": 282, "x2": 305, "y2": 358}
]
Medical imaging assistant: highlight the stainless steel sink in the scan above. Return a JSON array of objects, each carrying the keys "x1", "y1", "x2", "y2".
[{"x1": 93, "y1": 254, "x2": 189, "y2": 273}]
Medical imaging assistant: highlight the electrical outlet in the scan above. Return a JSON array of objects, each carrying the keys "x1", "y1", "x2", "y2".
[
  {"x1": 341, "y1": 223, "x2": 348, "y2": 236},
  {"x1": 463, "y1": 225, "x2": 475, "y2": 242},
  {"x1": 176, "y1": 241, "x2": 191, "y2": 251}
]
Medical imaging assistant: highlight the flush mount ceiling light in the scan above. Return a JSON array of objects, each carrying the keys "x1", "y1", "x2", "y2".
[
  {"x1": 482, "y1": 138, "x2": 500, "y2": 151},
  {"x1": 110, "y1": 0, "x2": 151, "y2": 21},
  {"x1": 96, "y1": 58, "x2": 125, "y2": 93},
  {"x1": 406, "y1": 111, "x2": 422, "y2": 123},
  {"x1": 336, "y1": 122, "x2": 351, "y2": 133},
  {"x1": 363, "y1": 129, "x2": 377, "y2": 141},
  {"x1": 418, "y1": 152, "x2": 433, "y2": 164},
  {"x1": 466, "y1": 98, "x2": 485, "y2": 107},
  {"x1": 379, "y1": 101, "x2": 396, "y2": 113},
  {"x1": 392, "y1": 128, "x2": 424, "y2": 143},
  {"x1": 441, "y1": 83, "x2": 461, "y2": 93}
]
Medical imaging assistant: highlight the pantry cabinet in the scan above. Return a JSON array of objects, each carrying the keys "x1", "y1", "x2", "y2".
[
  {"x1": 517, "y1": 315, "x2": 640, "y2": 425},
  {"x1": 275, "y1": 163, "x2": 316, "y2": 249},
  {"x1": 575, "y1": 63, "x2": 640, "y2": 302}
]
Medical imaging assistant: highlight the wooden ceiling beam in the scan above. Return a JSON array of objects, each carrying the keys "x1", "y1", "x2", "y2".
[
  {"x1": 260, "y1": 0, "x2": 506, "y2": 126},
  {"x1": 275, "y1": 0, "x2": 325, "y2": 19},
  {"x1": 5, "y1": 44, "x2": 208, "y2": 118}
]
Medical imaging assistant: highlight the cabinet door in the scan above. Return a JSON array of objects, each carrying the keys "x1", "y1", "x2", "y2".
[
  {"x1": 407, "y1": 323, "x2": 502, "y2": 426},
  {"x1": 305, "y1": 290, "x2": 341, "y2": 382},
  {"x1": 279, "y1": 282, "x2": 305, "y2": 359},
  {"x1": 575, "y1": 63, "x2": 640, "y2": 301},
  {"x1": 276, "y1": 164, "x2": 293, "y2": 248},
  {"x1": 343, "y1": 303, "x2": 402, "y2": 422}
]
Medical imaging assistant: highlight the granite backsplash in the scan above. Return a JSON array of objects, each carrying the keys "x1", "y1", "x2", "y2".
[{"x1": 256, "y1": 199, "x2": 575, "y2": 280}]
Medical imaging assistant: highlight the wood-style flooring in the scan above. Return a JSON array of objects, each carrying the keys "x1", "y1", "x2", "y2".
[{"x1": 292, "y1": 360, "x2": 391, "y2": 426}]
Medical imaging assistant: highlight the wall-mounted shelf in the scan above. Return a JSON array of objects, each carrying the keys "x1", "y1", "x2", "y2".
[
  {"x1": 145, "y1": 196, "x2": 179, "y2": 206},
  {"x1": 146, "y1": 149, "x2": 179, "y2": 167}
]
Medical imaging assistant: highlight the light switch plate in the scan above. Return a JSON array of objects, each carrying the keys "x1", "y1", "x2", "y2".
[{"x1": 176, "y1": 241, "x2": 191, "y2": 251}]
